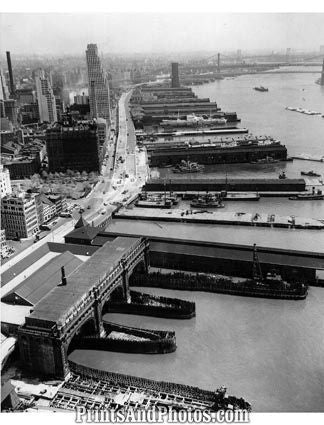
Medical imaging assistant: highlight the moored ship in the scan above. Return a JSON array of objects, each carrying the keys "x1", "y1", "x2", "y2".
[
  {"x1": 161, "y1": 114, "x2": 227, "y2": 128},
  {"x1": 135, "y1": 199, "x2": 173, "y2": 209},
  {"x1": 173, "y1": 160, "x2": 205, "y2": 173},
  {"x1": 191, "y1": 193, "x2": 225, "y2": 208},
  {"x1": 139, "y1": 192, "x2": 179, "y2": 205}
]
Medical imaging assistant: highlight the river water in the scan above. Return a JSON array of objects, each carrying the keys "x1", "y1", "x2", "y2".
[
  {"x1": 70, "y1": 70, "x2": 324, "y2": 412},
  {"x1": 70, "y1": 286, "x2": 324, "y2": 412}
]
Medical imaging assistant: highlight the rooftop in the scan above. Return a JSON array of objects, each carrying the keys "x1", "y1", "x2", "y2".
[
  {"x1": 104, "y1": 219, "x2": 324, "y2": 256},
  {"x1": 2, "y1": 251, "x2": 83, "y2": 307},
  {"x1": 25, "y1": 237, "x2": 142, "y2": 327},
  {"x1": 65, "y1": 225, "x2": 100, "y2": 241}
]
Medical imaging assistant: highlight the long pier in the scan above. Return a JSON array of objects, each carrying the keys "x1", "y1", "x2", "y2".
[{"x1": 114, "y1": 207, "x2": 324, "y2": 230}]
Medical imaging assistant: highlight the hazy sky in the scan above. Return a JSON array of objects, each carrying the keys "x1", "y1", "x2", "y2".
[{"x1": 1, "y1": 13, "x2": 324, "y2": 55}]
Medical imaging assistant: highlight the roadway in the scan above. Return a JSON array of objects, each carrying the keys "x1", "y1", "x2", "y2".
[{"x1": 1, "y1": 88, "x2": 148, "y2": 278}]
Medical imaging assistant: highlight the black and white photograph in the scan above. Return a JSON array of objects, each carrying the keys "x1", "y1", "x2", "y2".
[{"x1": 1, "y1": 2, "x2": 323, "y2": 424}]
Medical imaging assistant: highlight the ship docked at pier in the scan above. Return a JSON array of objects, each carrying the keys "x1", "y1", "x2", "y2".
[
  {"x1": 172, "y1": 160, "x2": 205, "y2": 173},
  {"x1": 161, "y1": 113, "x2": 227, "y2": 128},
  {"x1": 191, "y1": 193, "x2": 225, "y2": 208}
]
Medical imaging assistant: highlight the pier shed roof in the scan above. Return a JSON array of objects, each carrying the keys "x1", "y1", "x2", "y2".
[
  {"x1": 25, "y1": 237, "x2": 142, "y2": 328},
  {"x1": 2, "y1": 251, "x2": 83, "y2": 307}
]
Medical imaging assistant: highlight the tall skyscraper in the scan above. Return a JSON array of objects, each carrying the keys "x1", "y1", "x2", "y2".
[
  {"x1": 0, "y1": 68, "x2": 10, "y2": 101},
  {"x1": 6, "y1": 51, "x2": 15, "y2": 97},
  {"x1": 34, "y1": 69, "x2": 57, "y2": 123},
  {"x1": 86, "y1": 44, "x2": 111, "y2": 124},
  {"x1": 321, "y1": 59, "x2": 324, "y2": 86},
  {"x1": 171, "y1": 62, "x2": 180, "y2": 88}
]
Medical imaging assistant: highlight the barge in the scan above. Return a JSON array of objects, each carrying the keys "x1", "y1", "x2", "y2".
[{"x1": 135, "y1": 199, "x2": 172, "y2": 209}]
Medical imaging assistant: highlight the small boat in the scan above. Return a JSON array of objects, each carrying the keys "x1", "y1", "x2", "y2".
[
  {"x1": 300, "y1": 170, "x2": 321, "y2": 177},
  {"x1": 286, "y1": 106, "x2": 297, "y2": 111},
  {"x1": 279, "y1": 171, "x2": 287, "y2": 179},
  {"x1": 254, "y1": 86, "x2": 269, "y2": 92}
]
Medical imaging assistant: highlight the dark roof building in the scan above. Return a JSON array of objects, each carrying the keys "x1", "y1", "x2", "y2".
[
  {"x1": 65, "y1": 225, "x2": 101, "y2": 245},
  {"x1": 46, "y1": 120, "x2": 102, "y2": 172},
  {"x1": 25, "y1": 237, "x2": 141, "y2": 327},
  {"x1": 2, "y1": 251, "x2": 83, "y2": 306}
]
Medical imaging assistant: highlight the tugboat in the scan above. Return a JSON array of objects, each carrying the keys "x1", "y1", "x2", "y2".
[
  {"x1": 300, "y1": 170, "x2": 321, "y2": 177},
  {"x1": 190, "y1": 193, "x2": 225, "y2": 208},
  {"x1": 253, "y1": 86, "x2": 269, "y2": 92},
  {"x1": 172, "y1": 160, "x2": 205, "y2": 174}
]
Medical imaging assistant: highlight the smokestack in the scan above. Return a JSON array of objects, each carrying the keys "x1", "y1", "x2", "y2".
[
  {"x1": 61, "y1": 266, "x2": 67, "y2": 286},
  {"x1": 6, "y1": 51, "x2": 15, "y2": 97},
  {"x1": 171, "y1": 62, "x2": 180, "y2": 88}
]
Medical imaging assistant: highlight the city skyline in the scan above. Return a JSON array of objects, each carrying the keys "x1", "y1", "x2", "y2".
[{"x1": 1, "y1": 13, "x2": 324, "y2": 55}]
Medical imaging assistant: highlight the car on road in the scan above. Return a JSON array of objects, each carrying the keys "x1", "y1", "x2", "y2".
[
  {"x1": 103, "y1": 202, "x2": 108, "y2": 206},
  {"x1": 101, "y1": 209, "x2": 106, "y2": 215},
  {"x1": 122, "y1": 190, "x2": 127, "y2": 194}
]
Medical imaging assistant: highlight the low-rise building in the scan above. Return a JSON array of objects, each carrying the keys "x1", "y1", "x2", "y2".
[
  {"x1": 47, "y1": 194, "x2": 67, "y2": 214},
  {"x1": 1, "y1": 193, "x2": 39, "y2": 239},
  {"x1": 2, "y1": 156, "x2": 41, "y2": 179},
  {"x1": 35, "y1": 194, "x2": 56, "y2": 224}
]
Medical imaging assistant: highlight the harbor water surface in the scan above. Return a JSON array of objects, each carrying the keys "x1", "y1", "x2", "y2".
[
  {"x1": 70, "y1": 70, "x2": 324, "y2": 412},
  {"x1": 70, "y1": 286, "x2": 324, "y2": 412}
]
